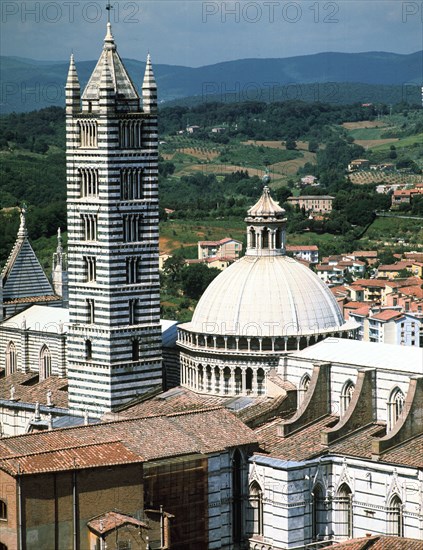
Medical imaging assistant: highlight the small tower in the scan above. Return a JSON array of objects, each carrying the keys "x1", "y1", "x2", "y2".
[
  {"x1": 52, "y1": 228, "x2": 68, "y2": 306},
  {"x1": 245, "y1": 176, "x2": 287, "y2": 256},
  {"x1": 66, "y1": 24, "x2": 162, "y2": 415},
  {"x1": 0, "y1": 207, "x2": 57, "y2": 320},
  {"x1": 142, "y1": 53, "x2": 158, "y2": 114}
]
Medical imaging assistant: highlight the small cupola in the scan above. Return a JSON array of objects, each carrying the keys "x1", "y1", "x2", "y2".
[{"x1": 245, "y1": 175, "x2": 287, "y2": 256}]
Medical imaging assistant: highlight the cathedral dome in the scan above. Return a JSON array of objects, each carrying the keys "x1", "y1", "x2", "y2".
[{"x1": 186, "y1": 254, "x2": 348, "y2": 337}]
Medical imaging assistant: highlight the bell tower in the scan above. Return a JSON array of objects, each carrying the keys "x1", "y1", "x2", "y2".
[{"x1": 65, "y1": 24, "x2": 162, "y2": 414}]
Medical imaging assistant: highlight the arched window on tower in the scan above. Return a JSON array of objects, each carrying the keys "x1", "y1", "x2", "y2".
[
  {"x1": 39, "y1": 345, "x2": 52, "y2": 380},
  {"x1": 340, "y1": 381, "x2": 355, "y2": 416},
  {"x1": 299, "y1": 373, "x2": 311, "y2": 406},
  {"x1": 132, "y1": 339, "x2": 140, "y2": 361},
  {"x1": 387, "y1": 388, "x2": 405, "y2": 431},
  {"x1": 387, "y1": 494, "x2": 403, "y2": 536},
  {"x1": 6, "y1": 342, "x2": 17, "y2": 375},
  {"x1": 335, "y1": 483, "x2": 352, "y2": 539},
  {"x1": 85, "y1": 340, "x2": 92, "y2": 361},
  {"x1": 248, "y1": 481, "x2": 263, "y2": 537}
]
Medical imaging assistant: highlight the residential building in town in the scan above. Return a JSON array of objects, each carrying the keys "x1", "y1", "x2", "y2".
[
  {"x1": 285, "y1": 244, "x2": 319, "y2": 264},
  {"x1": 287, "y1": 195, "x2": 334, "y2": 213},
  {"x1": 198, "y1": 237, "x2": 243, "y2": 261}
]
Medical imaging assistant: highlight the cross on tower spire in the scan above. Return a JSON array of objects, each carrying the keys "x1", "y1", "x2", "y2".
[{"x1": 106, "y1": 0, "x2": 113, "y2": 23}]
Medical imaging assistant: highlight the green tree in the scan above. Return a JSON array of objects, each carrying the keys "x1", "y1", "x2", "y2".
[{"x1": 180, "y1": 264, "x2": 220, "y2": 300}]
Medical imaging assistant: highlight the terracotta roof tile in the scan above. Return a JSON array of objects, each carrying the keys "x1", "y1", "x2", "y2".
[
  {"x1": 254, "y1": 415, "x2": 337, "y2": 461},
  {"x1": 0, "y1": 373, "x2": 68, "y2": 408},
  {"x1": 370, "y1": 310, "x2": 403, "y2": 321},
  {"x1": 321, "y1": 536, "x2": 423, "y2": 550},
  {"x1": 87, "y1": 511, "x2": 147, "y2": 537},
  {"x1": 0, "y1": 407, "x2": 258, "y2": 477}
]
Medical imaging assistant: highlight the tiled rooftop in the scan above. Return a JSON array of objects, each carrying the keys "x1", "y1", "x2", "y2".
[
  {"x1": 0, "y1": 373, "x2": 69, "y2": 408},
  {"x1": 320, "y1": 535, "x2": 423, "y2": 550},
  {"x1": 0, "y1": 407, "x2": 258, "y2": 477}
]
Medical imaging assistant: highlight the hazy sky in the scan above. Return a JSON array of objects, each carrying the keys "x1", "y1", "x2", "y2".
[{"x1": 1, "y1": 0, "x2": 422, "y2": 66}]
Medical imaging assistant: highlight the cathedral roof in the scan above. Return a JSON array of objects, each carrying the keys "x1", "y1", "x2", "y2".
[
  {"x1": 82, "y1": 23, "x2": 139, "y2": 101},
  {"x1": 183, "y1": 255, "x2": 351, "y2": 337},
  {"x1": 1, "y1": 209, "x2": 55, "y2": 302}
]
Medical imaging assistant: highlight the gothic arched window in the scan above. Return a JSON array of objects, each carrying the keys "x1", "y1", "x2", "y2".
[
  {"x1": 335, "y1": 483, "x2": 352, "y2": 538},
  {"x1": 248, "y1": 481, "x2": 263, "y2": 537},
  {"x1": 312, "y1": 484, "x2": 326, "y2": 541},
  {"x1": 39, "y1": 346, "x2": 52, "y2": 380},
  {"x1": 340, "y1": 380, "x2": 355, "y2": 416},
  {"x1": 232, "y1": 450, "x2": 243, "y2": 544},
  {"x1": 6, "y1": 342, "x2": 17, "y2": 375},
  {"x1": 387, "y1": 494, "x2": 403, "y2": 536},
  {"x1": 299, "y1": 373, "x2": 311, "y2": 406},
  {"x1": 387, "y1": 388, "x2": 405, "y2": 431}
]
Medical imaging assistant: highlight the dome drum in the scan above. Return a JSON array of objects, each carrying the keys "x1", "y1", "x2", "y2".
[{"x1": 177, "y1": 185, "x2": 358, "y2": 398}]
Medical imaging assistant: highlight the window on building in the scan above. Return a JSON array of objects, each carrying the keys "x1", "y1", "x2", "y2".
[
  {"x1": 39, "y1": 345, "x2": 52, "y2": 380},
  {"x1": 298, "y1": 373, "x2": 311, "y2": 406},
  {"x1": 132, "y1": 339, "x2": 140, "y2": 361},
  {"x1": 126, "y1": 257, "x2": 139, "y2": 284},
  {"x1": 312, "y1": 485, "x2": 326, "y2": 541},
  {"x1": 87, "y1": 299, "x2": 95, "y2": 324},
  {"x1": 129, "y1": 299, "x2": 137, "y2": 325},
  {"x1": 387, "y1": 494, "x2": 403, "y2": 536},
  {"x1": 85, "y1": 340, "x2": 92, "y2": 361},
  {"x1": 232, "y1": 449, "x2": 243, "y2": 544},
  {"x1": 387, "y1": 388, "x2": 405, "y2": 431},
  {"x1": 121, "y1": 168, "x2": 143, "y2": 200},
  {"x1": 84, "y1": 256, "x2": 97, "y2": 282},
  {"x1": 6, "y1": 342, "x2": 17, "y2": 375},
  {"x1": 248, "y1": 482, "x2": 263, "y2": 537},
  {"x1": 78, "y1": 120, "x2": 98, "y2": 148},
  {"x1": 123, "y1": 215, "x2": 141, "y2": 242},
  {"x1": 335, "y1": 484, "x2": 352, "y2": 539},
  {"x1": 81, "y1": 214, "x2": 98, "y2": 241},
  {"x1": 0, "y1": 543, "x2": 8, "y2": 550},
  {"x1": 120, "y1": 120, "x2": 142, "y2": 148},
  {"x1": 340, "y1": 381, "x2": 355, "y2": 416},
  {"x1": 79, "y1": 168, "x2": 99, "y2": 197},
  {"x1": 0, "y1": 499, "x2": 7, "y2": 520}
]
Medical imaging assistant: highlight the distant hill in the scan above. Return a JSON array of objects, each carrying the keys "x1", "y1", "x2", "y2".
[{"x1": 1, "y1": 51, "x2": 422, "y2": 113}]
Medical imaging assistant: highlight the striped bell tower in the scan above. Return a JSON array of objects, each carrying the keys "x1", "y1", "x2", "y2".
[{"x1": 65, "y1": 23, "x2": 162, "y2": 415}]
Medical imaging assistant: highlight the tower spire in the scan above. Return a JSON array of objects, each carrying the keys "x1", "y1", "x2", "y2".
[
  {"x1": 65, "y1": 53, "x2": 81, "y2": 114},
  {"x1": 142, "y1": 53, "x2": 158, "y2": 114}
]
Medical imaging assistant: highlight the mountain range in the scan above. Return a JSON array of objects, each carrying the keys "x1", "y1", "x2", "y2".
[{"x1": 1, "y1": 50, "x2": 421, "y2": 113}]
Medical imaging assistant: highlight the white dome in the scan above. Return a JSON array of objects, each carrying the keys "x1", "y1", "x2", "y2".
[{"x1": 186, "y1": 255, "x2": 348, "y2": 337}]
